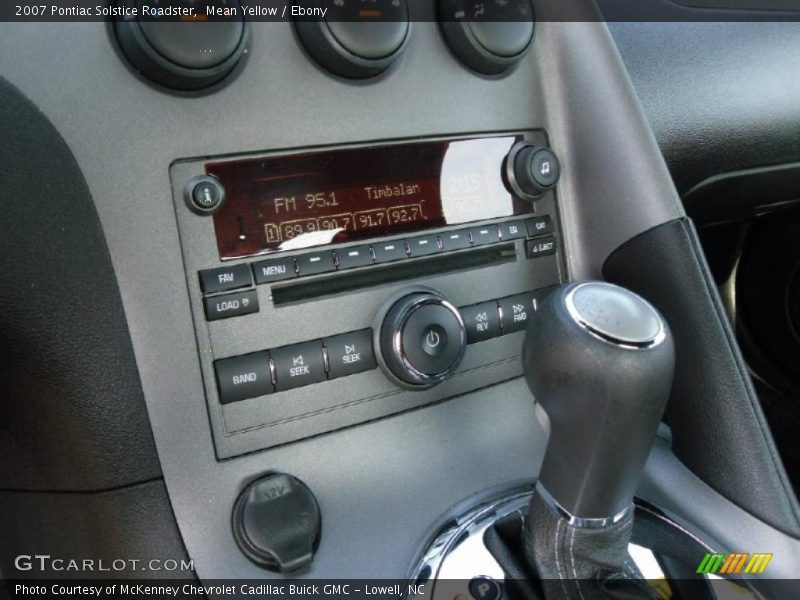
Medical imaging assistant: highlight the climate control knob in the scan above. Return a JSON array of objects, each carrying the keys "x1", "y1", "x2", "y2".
[{"x1": 375, "y1": 288, "x2": 467, "y2": 389}]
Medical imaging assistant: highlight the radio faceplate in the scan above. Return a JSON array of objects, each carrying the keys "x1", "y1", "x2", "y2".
[{"x1": 171, "y1": 131, "x2": 565, "y2": 459}]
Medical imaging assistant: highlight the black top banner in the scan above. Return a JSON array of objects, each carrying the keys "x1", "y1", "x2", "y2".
[{"x1": 3, "y1": 0, "x2": 800, "y2": 23}]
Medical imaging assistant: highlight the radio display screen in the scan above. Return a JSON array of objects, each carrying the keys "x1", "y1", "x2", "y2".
[{"x1": 208, "y1": 135, "x2": 529, "y2": 260}]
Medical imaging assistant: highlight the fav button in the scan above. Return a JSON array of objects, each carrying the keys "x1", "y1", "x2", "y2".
[
  {"x1": 199, "y1": 263, "x2": 252, "y2": 294},
  {"x1": 324, "y1": 329, "x2": 377, "y2": 379},
  {"x1": 271, "y1": 340, "x2": 327, "y2": 391},
  {"x1": 204, "y1": 289, "x2": 259, "y2": 321},
  {"x1": 214, "y1": 351, "x2": 273, "y2": 404}
]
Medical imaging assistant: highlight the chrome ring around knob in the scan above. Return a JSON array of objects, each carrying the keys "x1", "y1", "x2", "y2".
[{"x1": 374, "y1": 287, "x2": 467, "y2": 390}]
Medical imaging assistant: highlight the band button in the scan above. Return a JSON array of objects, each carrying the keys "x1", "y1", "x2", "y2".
[{"x1": 214, "y1": 352, "x2": 273, "y2": 404}]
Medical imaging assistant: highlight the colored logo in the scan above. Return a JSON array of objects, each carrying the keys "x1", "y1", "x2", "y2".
[{"x1": 696, "y1": 552, "x2": 773, "y2": 575}]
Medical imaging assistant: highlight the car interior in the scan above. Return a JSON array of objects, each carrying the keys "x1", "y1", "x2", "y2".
[{"x1": 2, "y1": 0, "x2": 800, "y2": 598}]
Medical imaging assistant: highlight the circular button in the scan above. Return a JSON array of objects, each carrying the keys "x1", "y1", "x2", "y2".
[
  {"x1": 232, "y1": 473, "x2": 321, "y2": 572},
  {"x1": 505, "y1": 142, "x2": 561, "y2": 200},
  {"x1": 402, "y1": 304, "x2": 463, "y2": 375},
  {"x1": 530, "y1": 148, "x2": 560, "y2": 188},
  {"x1": 114, "y1": 0, "x2": 249, "y2": 91},
  {"x1": 377, "y1": 289, "x2": 467, "y2": 389},
  {"x1": 567, "y1": 282, "x2": 664, "y2": 347},
  {"x1": 438, "y1": 0, "x2": 534, "y2": 75},
  {"x1": 294, "y1": 0, "x2": 410, "y2": 79},
  {"x1": 422, "y1": 325, "x2": 446, "y2": 357},
  {"x1": 184, "y1": 175, "x2": 225, "y2": 215}
]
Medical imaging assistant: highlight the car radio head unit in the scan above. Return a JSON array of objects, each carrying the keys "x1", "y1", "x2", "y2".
[
  {"x1": 207, "y1": 135, "x2": 530, "y2": 260},
  {"x1": 171, "y1": 130, "x2": 564, "y2": 459}
]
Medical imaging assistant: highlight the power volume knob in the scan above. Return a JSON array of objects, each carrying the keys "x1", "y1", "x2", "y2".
[{"x1": 375, "y1": 288, "x2": 467, "y2": 389}]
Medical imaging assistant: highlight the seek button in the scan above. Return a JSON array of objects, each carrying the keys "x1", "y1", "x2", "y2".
[
  {"x1": 270, "y1": 341, "x2": 326, "y2": 392},
  {"x1": 324, "y1": 329, "x2": 377, "y2": 379}
]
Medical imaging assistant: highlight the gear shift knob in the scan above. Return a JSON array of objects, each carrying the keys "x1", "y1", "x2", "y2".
[{"x1": 524, "y1": 281, "x2": 674, "y2": 524}]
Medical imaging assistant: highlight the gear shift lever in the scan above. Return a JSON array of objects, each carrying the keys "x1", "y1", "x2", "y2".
[{"x1": 522, "y1": 281, "x2": 674, "y2": 597}]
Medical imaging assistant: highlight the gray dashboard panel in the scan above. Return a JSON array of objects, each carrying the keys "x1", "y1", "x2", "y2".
[{"x1": 0, "y1": 13, "x2": 686, "y2": 578}]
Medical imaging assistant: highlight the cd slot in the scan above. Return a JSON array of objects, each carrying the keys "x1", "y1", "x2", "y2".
[{"x1": 271, "y1": 243, "x2": 518, "y2": 305}]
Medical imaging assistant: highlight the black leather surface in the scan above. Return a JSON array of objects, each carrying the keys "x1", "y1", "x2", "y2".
[
  {"x1": 0, "y1": 77, "x2": 162, "y2": 491},
  {"x1": 0, "y1": 480, "x2": 191, "y2": 578},
  {"x1": 609, "y1": 21, "x2": 800, "y2": 196},
  {"x1": 604, "y1": 218, "x2": 800, "y2": 538}
]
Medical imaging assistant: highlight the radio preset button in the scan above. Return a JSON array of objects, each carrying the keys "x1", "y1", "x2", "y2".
[
  {"x1": 500, "y1": 220, "x2": 526, "y2": 241},
  {"x1": 336, "y1": 246, "x2": 374, "y2": 270},
  {"x1": 215, "y1": 352, "x2": 273, "y2": 404},
  {"x1": 372, "y1": 241, "x2": 408, "y2": 263},
  {"x1": 271, "y1": 341, "x2": 327, "y2": 392},
  {"x1": 460, "y1": 301, "x2": 502, "y2": 344},
  {"x1": 324, "y1": 329, "x2": 377, "y2": 380},
  {"x1": 204, "y1": 289, "x2": 259, "y2": 321},
  {"x1": 525, "y1": 236, "x2": 557, "y2": 259},
  {"x1": 199, "y1": 264, "x2": 252, "y2": 294},
  {"x1": 253, "y1": 257, "x2": 297, "y2": 284},
  {"x1": 525, "y1": 215, "x2": 554, "y2": 237},
  {"x1": 470, "y1": 225, "x2": 501, "y2": 246},
  {"x1": 296, "y1": 251, "x2": 336, "y2": 277},
  {"x1": 439, "y1": 229, "x2": 473, "y2": 251},
  {"x1": 407, "y1": 235, "x2": 442, "y2": 257}
]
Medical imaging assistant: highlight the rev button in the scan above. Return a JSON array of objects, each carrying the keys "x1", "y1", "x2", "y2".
[
  {"x1": 324, "y1": 329, "x2": 377, "y2": 380},
  {"x1": 271, "y1": 341, "x2": 327, "y2": 392},
  {"x1": 204, "y1": 289, "x2": 259, "y2": 321},
  {"x1": 460, "y1": 301, "x2": 501, "y2": 343}
]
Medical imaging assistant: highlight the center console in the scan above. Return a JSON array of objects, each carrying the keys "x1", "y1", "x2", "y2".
[{"x1": 171, "y1": 131, "x2": 565, "y2": 459}]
